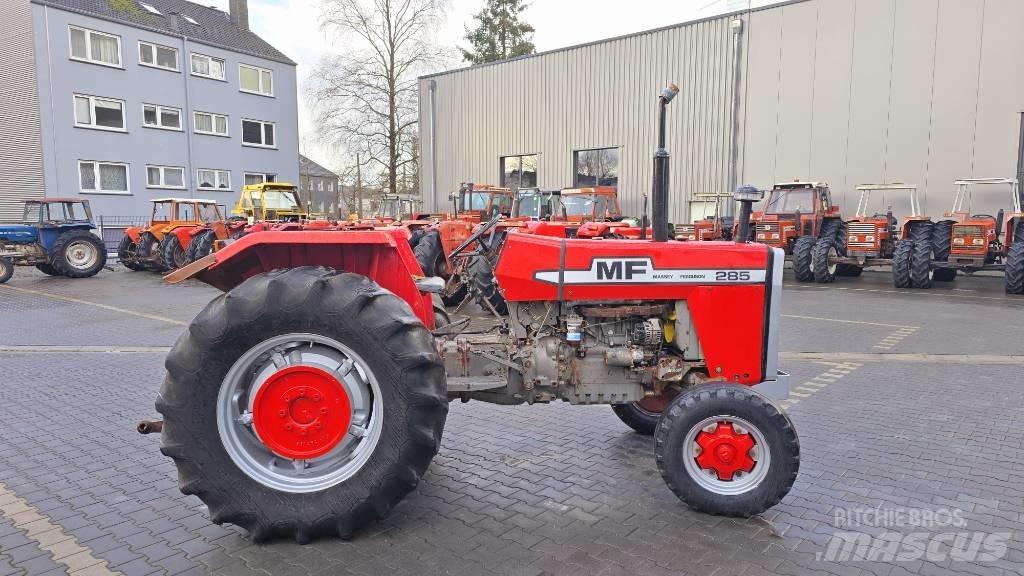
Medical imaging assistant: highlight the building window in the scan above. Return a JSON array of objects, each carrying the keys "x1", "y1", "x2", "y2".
[
  {"x1": 197, "y1": 169, "x2": 231, "y2": 190},
  {"x1": 327, "y1": 182, "x2": 334, "y2": 192},
  {"x1": 194, "y1": 111, "x2": 228, "y2": 136},
  {"x1": 244, "y1": 172, "x2": 276, "y2": 185},
  {"x1": 241, "y1": 119, "x2": 275, "y2": 148},
  {"x1": 190, "y1": 53, "x2": 225, "y2": 80},
  {"x1": 239, "y1": 64, "x2": 273, "y2": 96},
  {"x1": 142, "y1": 104, "x2": 181, "y2": 130},
  {"x1": 500, "y1": 154, "x2": 538, "y2": 191},
  {"x1": 138, "y1": 41, "x2": 178, "y2": 71},
  {"x1": 146, "y1": 165, "x2": 185, "y2": 189},
  {"x1": 69, "y1": 26, "x2": 121, "y2": 67},
  {"x1": 573, "y1": 147, "x2": 619, "y2": 187},
  {"x1": 79, "y1": 161, "x2": 129, "y2": 194},
  {"x1": 73, "y1": 94, "x2": 125, "y2": 131}
]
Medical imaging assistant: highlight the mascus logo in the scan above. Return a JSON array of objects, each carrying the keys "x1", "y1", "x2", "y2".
[{"x1": 534, "y1": 258, "x2": 766, "y2": 285}]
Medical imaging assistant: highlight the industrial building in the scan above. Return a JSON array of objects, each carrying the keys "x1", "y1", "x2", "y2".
[
  {"x1": 418, "y1": 0, "x2": 1024, "y2": 223},
  {"x1": 2, "y1": 0, "x2": 299, "y2": 221}
]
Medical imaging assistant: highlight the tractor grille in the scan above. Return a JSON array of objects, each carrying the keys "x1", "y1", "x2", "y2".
[{"x1": 847, "y1": 222, "x2": 878, "y2": 248}]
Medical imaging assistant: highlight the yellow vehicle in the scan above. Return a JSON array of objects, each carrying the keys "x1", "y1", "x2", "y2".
[{"x1": 232, "y1": 183, "x2": 308, "y2": 222}]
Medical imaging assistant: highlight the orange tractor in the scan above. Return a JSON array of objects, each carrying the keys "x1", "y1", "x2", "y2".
[
  {"x1": 676, "y1": 192, "x2": 735, "y2": 241},
  {"x1": 119, "y1": 198, "x2": 223, "y2": 272},
  {"x1": 796, "y1": 184, "x2": 924, "y2": 283},
  {"x1": 896, "y1": 178, "x2": 1024, "y2": 292}
]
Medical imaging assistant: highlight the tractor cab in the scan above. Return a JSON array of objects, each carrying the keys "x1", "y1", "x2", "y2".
[
  {"x1": 748, "y1": 181, "x2": 840, "y2": 252},
  {"x1": 234, "y1": 183, "x2": 308, "y2": 223},
  {"x1": 1, "y1": 198, "x2": 96, "y2": 247},
  {"x1": 558, "y1": 186, "x2": 622, "y2": 223},
  {"x1": 372, "y1": 194, "x2": 421, "y2": 221},
  {"x1": 450, "y1": 183, "x2": 514, "y2": 222},
  {"x1": 676, "y1": 192, "x2": 734, "y2": 241},
  {"x1": 945, "y1": 178, "x2": 1022, "y2": 262},
  {"x1": 511, "y1": 188, "x2": 563, "y2": 221},
  {"x1": 150, "y1": 198, "x2": 223, "y2": 229}
]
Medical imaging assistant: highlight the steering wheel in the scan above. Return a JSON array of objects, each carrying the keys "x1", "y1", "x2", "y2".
[{"x1": 449, "y1": 213, "x2": 502, "y2": 260}]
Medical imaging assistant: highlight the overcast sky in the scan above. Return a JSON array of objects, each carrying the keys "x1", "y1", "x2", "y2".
[{"x1": 206, "y1": 0, "x2": 783, "y2": 171}]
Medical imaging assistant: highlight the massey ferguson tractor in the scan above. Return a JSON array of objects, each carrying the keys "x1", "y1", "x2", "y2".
[{"x1": 140, "y1": 84, "x2": 798, "y2": 543}]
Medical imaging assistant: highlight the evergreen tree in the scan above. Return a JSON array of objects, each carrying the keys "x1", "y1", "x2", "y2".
[{"x1": 460, "y1": 0, "x2": 535, "y2": 64}]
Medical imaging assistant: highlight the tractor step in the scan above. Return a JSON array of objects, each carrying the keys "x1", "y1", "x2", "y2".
[{"x1": 446, "y1": 376, "x2": 506, "y2": 392}]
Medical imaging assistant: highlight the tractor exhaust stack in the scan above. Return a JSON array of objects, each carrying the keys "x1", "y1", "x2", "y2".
[
  {"x1": 733, "y1": 185, "x2": 763, "y2": 244},
  {"x1": 652, "y1": 84, "x2": 679, "y2": 242}
]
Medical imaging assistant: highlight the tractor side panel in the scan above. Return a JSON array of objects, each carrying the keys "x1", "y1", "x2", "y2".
[
  {"x1": 495, "y1": 234, "x2": 772, "y2": 385},
  {"x1": 193, "y1": 230, "x2": 435, "y2": 328}
]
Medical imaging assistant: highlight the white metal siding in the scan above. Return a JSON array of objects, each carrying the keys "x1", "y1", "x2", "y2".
[
  {"x1": 0, "y1": 0, "x2": 45, "y2": 220},
  {"x1": 421, "y1": 0, "x2": 1024, "y2": 222}
]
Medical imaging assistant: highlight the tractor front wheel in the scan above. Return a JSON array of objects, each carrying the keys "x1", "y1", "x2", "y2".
[
  {"x1": 811, "y1": 236, "x2": 839, "y2": 283},
  {"x1": 157, "y1": 267, "x2": 448, "y2": 542},
  {"x1": 117, "y1": 235, "x2": 146, "y2": 271},
  {"x1": 791, "y1": 236, "x2": 815, "y2": 282},
  {"x1": 0, "y1": 257, "x2": 12, "y2": 284},
  {"x1": 413, "y1": 231, "x2": 445, "y2": 278},
  {"x1": 655, "y1": 384, "x2": 798, "y2": 517},
  {"x1": 50, "y1": 230, "x2": 106, "y2": 278},
  {"x1": 137, "y1": 232, "x2": 164, "y2": 272},
  {"x1": 908, "y1": 222, "x2": 934, "y2": 289},
  {"x1": 469, "y1": 251, "x2": 508, "y2": 314},
  {"x1": 186, "y1": 230, "x2": 216, "y2": 263},
  {"x1": 892, "y1": 240, "x2": 913, "y2": 288},
  {"x1": 161, "y1": 234, "x2": 188, "y2": 270},
  {"x1": 1006, "y1": 241, "x2": 1024, "y2": 294}
]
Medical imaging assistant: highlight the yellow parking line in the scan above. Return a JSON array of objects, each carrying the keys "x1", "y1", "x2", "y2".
[
  {"x1": 0, "y1": 482, "x2": 121, "y2": 575},
  {"x1": 0, "y1": 285, "x2": 186, "y2": 326}
]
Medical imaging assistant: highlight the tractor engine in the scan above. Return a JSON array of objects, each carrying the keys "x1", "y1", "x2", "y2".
[{"x1": 513, "y1": 301, "x2": 703, "y2": 404}]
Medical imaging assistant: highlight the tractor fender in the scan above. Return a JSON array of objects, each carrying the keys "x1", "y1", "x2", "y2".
[
  {"x1": 172, "y1": 226, "x2": 195, "y2": 247},
  {"x1": 125, "y1": 227, "x2": 144, "y2": 243},
  {"x1": 164, "y1": 228, "x2": 435, "y2": 328}
]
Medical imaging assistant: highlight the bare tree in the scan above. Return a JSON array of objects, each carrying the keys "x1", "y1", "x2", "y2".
[{"x1": 310, "y1": 0, "x2": 446, "y2": 196}]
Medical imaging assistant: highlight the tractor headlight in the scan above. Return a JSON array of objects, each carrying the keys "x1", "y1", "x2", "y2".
[
  {"x1": 973, "y1": 238, "x2": 985, "y2": 245},
  {"x1": 688, "y1": 235, "x2": 696, "y2": 240},
  {"x1": 849, "y1": 235, "x2": 857, "y2": 242},
  {"x1": 757, "y1": 233, "x2": 766, "y2": 240},
  {"x1": 953, "y1": 238, "x2": 965, "y2": 245},
  {"x1": 866, "y1": 235, "x2": 875, "y2": 242},
  {"x1": 771, "y1": 233, "x2": 780, "y2": 239}
]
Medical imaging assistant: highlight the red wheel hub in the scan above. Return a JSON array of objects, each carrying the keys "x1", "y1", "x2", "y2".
[
  {"x1": 694, "y1": 421, "x2": 756, "y2": 481},
  {"x1": 251, "y1": 365, "x2": 352, "y2": 460}
]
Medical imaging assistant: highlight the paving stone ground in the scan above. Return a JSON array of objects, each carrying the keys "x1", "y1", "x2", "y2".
[{"x1": 0, "y1": 266, "x2": 1022, "y2": 576}]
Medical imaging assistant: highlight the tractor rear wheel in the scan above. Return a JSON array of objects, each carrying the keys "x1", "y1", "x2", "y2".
[
  {"x1": 186, "y1": 230, "x2": 216, "y2": 263},
  {"x1": 469, "y1": 251, "x2": 507, "y2": 314},
  {"x1": 137, "y1": 232, "x2": 164, "y2": 272},
  {"x1": 49, "y1": 230, "x2": 106, "y2": 278},
  {"x1": 1006, "y1": 241, "x2": 1024, "y2": 294},
  {"x1": 35, "y1": 262, "x2": 61, "y2": 276},
  {"x1": 892, "y1": 240, "x2": 913, "y2": 288},
  {"x1": 0, "y1": 257, "x2": 12, "y2": 284},
  {"x1": 791, "y1": 236, "x2": 815, "y2": 282},
  {"x1": 157, "y1": 267, "x2": 447, "y2": 542},
  {"x1": 811, "y1": 236, "x2": 839, "y2": 283},
  {"x1": 161, "y1": 234, "x2": 188, "y2": 270},
  {"x1": 612, "y1": 388, "x2": 681, "y2": 436},
  {"x1": 117, "y1": 235, "x2": 146, "y2": 271},
  {"x1": 908, "y1": 222, "x2": 934, "y2": 289},
  {"x1": 655, "y1": 384, "x2": 798, "y2": 517}
]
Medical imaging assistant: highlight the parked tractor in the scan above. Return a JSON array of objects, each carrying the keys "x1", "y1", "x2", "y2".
[
  {"x1": 559, "y1": 186, "x2": 623, "y2": 222},
  {"x1": 900, "y1": 178, "x2": 1024, "y2": 292},
  {"x1": 140, "y1": 84, "x2": 797, "y2": 543},
  {"x1": 371, "y1": 193, "x2": 422, "y2": 221},
  {"x1": 233, "y1": 182, "x2": 309, "y2": 223},
  {"x1": 119, "y1": 199, "x2": 223, "y2": 271},
  {"x1": 800, "y1": 184, "x2": 925, "y2": 283},
  {"x1": 676, "y1": 192, "x2": 735, "y2": 241},
  {"x1": 0, "y1": 198, "x2": 107, "y2": 284}
]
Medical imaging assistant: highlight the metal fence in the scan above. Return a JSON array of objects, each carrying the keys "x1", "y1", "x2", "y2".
[{"x1": 97, "y1": 216, "x2": 147, "y2": 254}]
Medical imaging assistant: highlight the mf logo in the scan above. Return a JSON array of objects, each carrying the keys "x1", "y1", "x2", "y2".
[{"x1": 596, "y1": 259, "x2": 648, "y2": 280}]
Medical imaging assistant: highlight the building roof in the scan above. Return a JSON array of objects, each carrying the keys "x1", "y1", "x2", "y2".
[
  {"x1": 32, "y1": 0, "x2": 294, "y2": 65},
  {"x1": 299, "y1": 155, "x2": 339, "y2": 179}
]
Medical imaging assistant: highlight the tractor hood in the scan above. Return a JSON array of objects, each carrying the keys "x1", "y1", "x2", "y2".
[{"x1": 0, "y1": 224, "x2": 38, "y2": 244}]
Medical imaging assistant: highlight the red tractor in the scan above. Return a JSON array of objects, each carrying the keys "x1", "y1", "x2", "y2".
[
  {"x1": 898, "y1": 178, "x2": 1024, "y2": 292},
  {"x1": 141, "y1": 85, "x2": 798, "y2": 542},
  {"x1": 798, "y1": 184, "x2": 925, "y2": 283},
  {"x1": 742, "y1": 181, "x2": 843, "y2": 254},
  {"x1": 676, "y1": 192, "x2": 735, "y2": 241}
]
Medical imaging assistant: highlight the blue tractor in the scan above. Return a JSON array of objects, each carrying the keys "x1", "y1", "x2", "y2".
[{"x1": 0, "y1": 198, "x2": 107, "y2": 284}]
